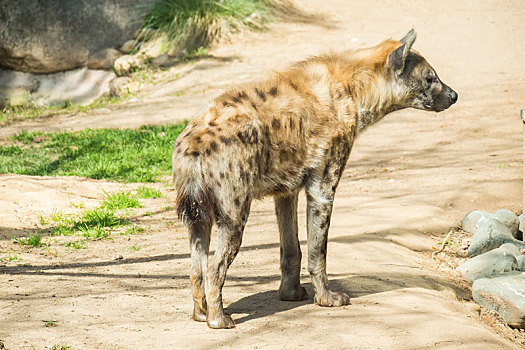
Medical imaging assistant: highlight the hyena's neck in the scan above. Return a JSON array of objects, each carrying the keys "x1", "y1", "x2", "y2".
[
  {"x1": 350, "y1": 75, "x2": 407, "y2": 132},
  {"x1": 320, "y1": 48, "x2": 409, "y2": 132}
]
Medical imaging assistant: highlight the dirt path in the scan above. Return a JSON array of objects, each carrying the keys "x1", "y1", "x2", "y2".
[{"x1": 2, "y1": 0, "x2": 525, "y2": 349}]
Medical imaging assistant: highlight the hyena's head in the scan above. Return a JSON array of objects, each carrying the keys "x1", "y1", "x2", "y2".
[{"x1": 389, "y1": 29, "x2": 458, "y2": 112}]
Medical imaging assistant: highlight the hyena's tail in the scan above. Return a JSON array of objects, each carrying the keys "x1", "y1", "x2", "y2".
[{"x1": 173, "y1": 157, "x2": 214, "y2": 226}]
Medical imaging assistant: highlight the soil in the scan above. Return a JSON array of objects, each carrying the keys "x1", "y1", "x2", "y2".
[{"x1": 2, "y1": 0, "x2": 525, "y2": 349}]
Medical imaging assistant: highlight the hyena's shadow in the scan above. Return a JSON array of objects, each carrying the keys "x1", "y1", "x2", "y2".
[
  {"x1": 225, "y1": 287, "x2": 312, "y2": 325},
  {"x1": 224, "y1": 277, "x2": 403, "y2": 325},
  {"x1": 223, "y1": 276, "x2": 398, "y2": 325},
  {"x1": 226, "y1": 271, "x2": 469, "y2": 325}
]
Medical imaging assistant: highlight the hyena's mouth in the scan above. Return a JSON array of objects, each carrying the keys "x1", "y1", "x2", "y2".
[{"x1": 423, "y1": 103, "x2": 433, "y2": 110}]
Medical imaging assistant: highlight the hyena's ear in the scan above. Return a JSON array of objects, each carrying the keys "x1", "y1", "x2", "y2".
[{"x1": 389, "y1": 29, "x2": 417, "y2": 76}]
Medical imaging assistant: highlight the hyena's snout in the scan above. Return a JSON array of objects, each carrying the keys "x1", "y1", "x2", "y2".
[
  {"x1": 444, "y1": 84, "x2": 458, "y2": 105},
  {"x1": 435, "y1": 82, "x2": 458, "y2": 111}
]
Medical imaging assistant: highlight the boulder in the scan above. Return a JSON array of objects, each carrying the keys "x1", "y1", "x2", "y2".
[
  {"x1": 33, "y1": 68, "x2": 114, "y2": 106},
  {"x1": 88, "y1": 49, "x2": 122, "y2": 70},
  {"x1": 462, "y1": 209, "x2": 519, "y2": 238},
  {"x1": 1, "y1": 67, "x2": 115, "y2": 107},
  {"x1": 473, "y1": 273, "x2": 525, "y2": 328},
  {"x1": 500, "y1": 242, "x2": 522, "y2": 257},
  {"x1": 462, "y1": 210, "x2": 491, "y2": 233},
  {"x1": 467, "y1": 218, "x2": 525, "y2": 257},
  {"x1": 457, "y1": 245, "x2": 519, "y2": 281},
  {"x1": 0, "y1": 0, "x2": 155, "y2": 73},
  {"x1": 494, "y1": 209, "x2": 520, "y2": 237}
]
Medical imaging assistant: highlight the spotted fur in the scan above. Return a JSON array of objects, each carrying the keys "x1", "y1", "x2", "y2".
[{"x1": 172, "y1": 29, "x2": 457, "y2": 329}]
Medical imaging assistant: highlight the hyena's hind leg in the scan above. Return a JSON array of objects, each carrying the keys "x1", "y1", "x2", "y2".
[
  {"x1": 189, "y1": 220, "x2": 212, "y2": 322},
  {"x1": 274, "y1": 190, "x2": 308, "y2": 301},
  {"x1": 206, "y1": 196, "x2": 251, "y2": 329}
]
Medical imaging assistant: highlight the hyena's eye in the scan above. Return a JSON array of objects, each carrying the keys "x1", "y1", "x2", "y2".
[{"x1": 425, "y1": 76, "x2": 435, "y2": 85}]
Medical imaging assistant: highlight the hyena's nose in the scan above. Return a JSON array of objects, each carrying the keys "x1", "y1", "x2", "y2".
[{"x1": 448, "y1": 90, "x2": 458, "y2": 104}]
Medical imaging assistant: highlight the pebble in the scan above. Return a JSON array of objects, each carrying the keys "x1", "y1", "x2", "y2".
[
  {"x1": 113, "y1": 55, "x2": 142, "y2": 76},
  {"x1": 120, "y1": 40, "x2": 138, "y2": 54}
]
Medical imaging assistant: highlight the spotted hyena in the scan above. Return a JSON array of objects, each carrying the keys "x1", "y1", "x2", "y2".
[{"x1": 172, "y1": 29, "x2": 457, "y2": 329}]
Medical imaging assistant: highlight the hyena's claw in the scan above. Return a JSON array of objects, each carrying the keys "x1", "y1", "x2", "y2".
[
  {"x1": 207, "y1": 313, "x2": 236, "y2": 329},
  {"x1": 279, "y1": 285, "x2": 308, "y2": 301},
  {"x1": 315, "y1": 291, "x2": 351, "y2": 307}
]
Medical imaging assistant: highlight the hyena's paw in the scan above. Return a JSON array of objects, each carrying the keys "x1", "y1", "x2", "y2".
[
  {"x1": 279, "y1": 285, "x2": 308, "y2": 301},
  {"x1": 315, "y1": 291, "x2": 351, "y2": 307},
  {"x1": 207, "y1": 313, "x2": 235, "y2": 329},
  {"x1": 192, "y1": 307, "x2": 207, "y2": 322}
]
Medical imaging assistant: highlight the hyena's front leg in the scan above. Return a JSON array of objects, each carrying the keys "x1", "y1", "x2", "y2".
[
  {"x1": 189, "y1": 221, "x2": 211, "y2": 322},
  {"x1": 274, "y1": 190, "x2": 308, "y2": 301},
  {"x1": 305, "y1": 180, "x2": 350, "y2": 307}
]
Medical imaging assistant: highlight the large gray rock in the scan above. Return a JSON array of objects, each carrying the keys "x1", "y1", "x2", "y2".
[
  {"x1": 457, "y1": 245, "x2": 520, "y2": 281},
  {"x1": 462, "y1": 209, "x2": 519, "y2": 238},
  {"x1": 494, "y1": 209, "x2": 520, "y2": 237},
  {"x1": 467, "y1": 218, "x2": 525, "y2": 257},
  {"x1": 473, "y1": 273, "x2": 525, "y2": 328},
  {"x1": 0, "y1": 0, "x2": 155, "y2": 73},
  {"x1": 462, "y1": 210, "x2": 492, "y2": 233},
  {"x1": 0, "y1": 68, "x2": 114, "y2": 106}
]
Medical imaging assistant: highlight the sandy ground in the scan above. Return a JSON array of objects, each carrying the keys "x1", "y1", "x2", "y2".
[{"x1": 2, "y1": 0, "x2": 525, "y2": 348}]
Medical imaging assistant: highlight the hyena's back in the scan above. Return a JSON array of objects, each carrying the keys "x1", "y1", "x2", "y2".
[{"x1": 172, "y1": 62, "x2": 347, "y2": 224}]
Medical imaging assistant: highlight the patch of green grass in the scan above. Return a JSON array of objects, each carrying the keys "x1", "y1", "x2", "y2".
[
  {"x1": 44, "y1": 207, "x2": 126, "y2": 241},
  {"x1": 128, "y1": 245, "x2": 141, "y2": 251},
  {"x1": 1, "y1": 253, "x2": 22, "y2": 262},
  {"x1": 52, "y1": 225, "x2": 74, "y2": 236},
  {"x1": 0, "y1": 122, "x2": 187, "y2": 182},
  {"x1": 136, "y1": 186, "x2": 163, "y2": 199},
  {"x1": 123, "y1": 225, "x2": 146, "y2": 235},
  {"x1": 50, "y1": 345, "x2": 71, "y2": 350},
  {"x1": 0, "y1": 94, "x2": 126, "y2": 126},
  {"x1": 171, "y1": 90, "x2": 186, "y2": 97},
  {"x1": 101, "y1": 191, "x2": 142, "y2": 210},
  {"x1": 78, "y1": 225, "x2": 111, "y2": 240},
  {"x1": 13, "y1": 233, "x2": 43, "y2": 247},
  {"x1": 141, "y1": 0, "x2": 276, "y2": 54},
  {"x1": 62, "y1": 241, "x2": 87, "y2": 249},
  {"x1": 43, "y1": 320, "x2": 58, "y2": 327},
  {"x1": 121, "y1": 225, "x2": 145, "y2": 235},
  {"x1": 48, "y1": 210, "x2": 77, "y2": 235},
  {"x1": 39, "y1": 214, "x2": 50, "y2": 226},
  {"x1": 79, "y1": 207, "x2": 124, "y2": 227}
]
